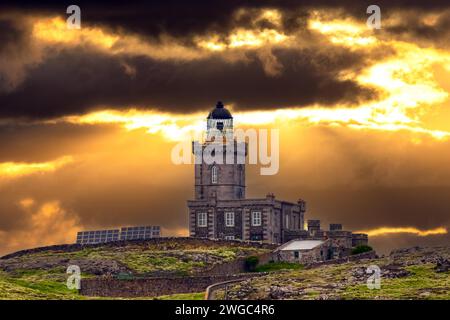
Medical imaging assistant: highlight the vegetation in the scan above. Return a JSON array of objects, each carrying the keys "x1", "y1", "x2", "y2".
[
  {"x1": 155, "y1": 292, "x2": 204, "y2": 300},
  {"x1": 0, "y1": 270, "x2": 82, "y2": 300},
  {"x1": 0, "y1": 240, "x2": 271, "y2": 299},
  {"x1": 342, "y1": 265, "x2": 450, "y2": 300},
  {"x1": 221, "y1": 247, "x2": 450, "y2": 300},
  {"x1": 351, "y1": 245, "x2": 373, "y2": 255},
  {"x1": 254, "y1": 261, "x2": 304, "y2": 273},
  {"x1": 2, "y1": 241, "x2": 448, "y2": 300}
]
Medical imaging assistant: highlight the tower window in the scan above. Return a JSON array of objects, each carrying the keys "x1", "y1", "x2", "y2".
[
  {"x1": 211, "y1": 166, "x2": 218, "y2": 184},
  {"x1": 251, "y1": 211, "x2": 262, "y2": 226},
  {"x1": 225, "y1": 212, "x2": 235, "y2": 227},
  {"x1": 197, "y1": 212, "x2": 207, "y2": 227}
]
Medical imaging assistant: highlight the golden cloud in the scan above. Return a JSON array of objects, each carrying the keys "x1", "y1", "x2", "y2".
[
  {"x1": 0, "y1": 199, "x2": 80, "y2": 255},
  {"x1": 0, "y1": 156, "x2": 73, "y2": 179},
  {"x1": 28, "y1": 11, "x2": 449, "y2": 143},
  {"x1": 357, "y1": 226, "x2": 448, "y2": 237}
]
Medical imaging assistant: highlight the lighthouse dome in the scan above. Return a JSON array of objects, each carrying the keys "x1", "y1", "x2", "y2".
[{"x1": 207, "y1": 101, "x2": 232, "y2": 120}]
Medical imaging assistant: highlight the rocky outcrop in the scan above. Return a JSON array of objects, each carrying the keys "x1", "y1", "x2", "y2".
[
  {"x1": 435, "y1": 258, "x2": 450, "y2": 273},
  {"x1": 217, "y1": 245, "x2": 450, "y2": 300}
]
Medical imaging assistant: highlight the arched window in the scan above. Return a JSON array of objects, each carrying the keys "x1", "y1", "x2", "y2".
[{"x1": 211, "y1": 166, "x2": 218, "y2": 184}]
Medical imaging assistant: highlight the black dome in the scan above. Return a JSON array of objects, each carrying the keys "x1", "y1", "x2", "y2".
[{"x1": 207, "y1": 101, "x2": 232, "y2": 119}]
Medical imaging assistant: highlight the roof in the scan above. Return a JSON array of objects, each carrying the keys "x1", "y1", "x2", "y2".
[
  {"x1": 207, "y1": 101, "x2": 232, "y2": 119},
  {"x1": 278, "y1": 240, "x2": 325, "y2": 251}
]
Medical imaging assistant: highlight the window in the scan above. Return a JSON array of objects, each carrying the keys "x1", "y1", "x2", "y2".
[
  {"x1": 225, "y1": 235, "x2": 235, "y2": 240},
  {"x1": 197, "y1": 212, "x2": 207, "y2": 227},
  {"x1": 251, "y1": 211, "x2": 262, "y2": 226},
  {"x1": 285, "y1": 214, "x2": 289, "y2": 229},
  {"x1": 294, "y1": 251, "x2": 300, "y2": 259},
  {"x1": 250, "y1": 234, "x2": 262, "y2": 241},
  {"x1": 225, "y1": 212, "x2": 235, "y2": 227},
  {"x1": 211, "y1": 166, "x2": 218, "y2": 184}
]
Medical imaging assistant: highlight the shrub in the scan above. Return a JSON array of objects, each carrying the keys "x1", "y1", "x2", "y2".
[
  {"x1": 244, "y1": 256, "x2": 259, "y2": 272},
  {"x1": 351, "y1": 245, "x2": 373, "y2": 255}
]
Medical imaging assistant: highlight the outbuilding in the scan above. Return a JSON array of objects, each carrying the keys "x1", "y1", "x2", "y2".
[{"x1": 274, "y1": 239, "x2": 333, "y2": 263}]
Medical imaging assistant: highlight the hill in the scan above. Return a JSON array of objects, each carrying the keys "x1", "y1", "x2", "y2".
[
  {"x1": 214, "y1": 246, "x2": 450, "y2": 300},
  {"x1": 1, "y1": 240, "x2": 449, "y2": 300},
  {"x1": 0, "y1": 238, "x2": 273, "y2": 300}
]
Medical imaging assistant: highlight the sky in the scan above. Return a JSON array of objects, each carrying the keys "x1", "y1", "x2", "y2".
[{"x1": 0, "y1": 0, "x2": 449, "y2": 255}]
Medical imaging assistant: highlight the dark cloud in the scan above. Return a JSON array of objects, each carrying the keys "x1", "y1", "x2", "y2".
[
  {"x1": 0, "y1": 46, "x2": 376, "y2": 118},
  {"x1": 1, "y1": 1, "x2": 448, "y2": 119},
  {"x1": 2, "y1": 1, "x2": 450, "y2": 38},
  {"x1": 382, "y1": 10, "x2": 450, "y2": 48},
  {"x1": 0, "y1": 16, "x2": 38, "y2": 92}
]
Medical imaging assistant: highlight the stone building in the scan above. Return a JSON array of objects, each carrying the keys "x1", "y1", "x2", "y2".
[
  {"x1": 275, "y1": 221, "x2": 370, "y2": 263},
  {"x1": 274, "y1": 239, "x2": 333, "y2": 264},
  {"x1": 187, "y1": 101, "x2": 369, "y2": 251},
  {"x1": 187, "y1": 102, "x2": 305, "y2": 243}
]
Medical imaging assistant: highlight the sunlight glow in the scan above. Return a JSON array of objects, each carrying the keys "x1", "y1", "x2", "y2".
[
  {"x1": 32, "y1": 12, "x2": 450, "y2": 142},
  {"x1": 357, "y1": 226, "x2": 448, "y2": 237},
  {"x1": 0, "y1": 156, "x2": 74, "y2": 178}
]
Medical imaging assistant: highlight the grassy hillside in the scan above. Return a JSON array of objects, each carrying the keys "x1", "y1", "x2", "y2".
[
  {"x1": 0, "y1": 239, "x2": 271, "y2": 300},
  {"x1": 1, "y1": 241, "x2": 448, "y2": 300},
  {"x1": 216, "y1": 246, "x2": 450, "y2": 300}
]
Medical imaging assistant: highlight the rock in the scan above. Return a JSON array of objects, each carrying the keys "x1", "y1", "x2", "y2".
[
  {"x1": 435, "y1": 258, "x2": 450, "y2": 273},
  {"x1": 381, "y1": 264, "x2": 410, "y2": 279},
  {"x1": 268, "y1": 285, "x2": 296, "y2": 299}
]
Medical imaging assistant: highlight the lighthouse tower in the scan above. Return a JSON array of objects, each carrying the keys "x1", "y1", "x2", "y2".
[
  {"x1": 192, "y1": 101, "x2": 246, "y2": 201},
  {"x1": 187, "y1": 101, "x2": 305, "y2": 243}
]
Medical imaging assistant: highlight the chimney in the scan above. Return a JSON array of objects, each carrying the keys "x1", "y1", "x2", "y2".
[
  {"x1": 307, "y1": 220, "x2": 320, "y2": 235},
  {"x1": 266, "y1": 193, "x2": 275, "y2": 200},
  {"x1": 329, "y1": 224, "x2": 342, "y2": 231},
  {"x1": 297, "y1": 199, "x2": 306, "y2": 212}
]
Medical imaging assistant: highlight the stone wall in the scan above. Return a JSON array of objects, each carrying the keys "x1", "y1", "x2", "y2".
[
  {"x1": 203, "y1": 251, "x2": 274, "y2": 275},
  {"x1": 304, "y1": 250, "x2": 377, "y2": 268},
  {"x1": 80, "y1": 274, "x2": 257, "y2": 298},
  {"x1": 352, "y1": 233, "x2": 369, "y2": 247},
  {"x1": 216, "y1": 208, "x2": 243, "y2": 239},
  {"x1": 282, "y1": 230, "x2": 309, "y2": 242}
]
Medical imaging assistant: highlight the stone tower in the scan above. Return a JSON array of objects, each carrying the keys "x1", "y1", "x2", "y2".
[
  {"x1": 192, "y1": 101, "x2": 247, "y2": 201},
  {"x1": 188, "y1": 101, "x2": 305, "y2": 243}
]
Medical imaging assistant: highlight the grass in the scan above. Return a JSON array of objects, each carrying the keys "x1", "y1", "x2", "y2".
[
  {"x1": 255, "y1": 261, "x2": 304, "y2": 272},
  {"x1": 221, "y1": 254, "x2": 450, "y2": 300},
  {"x1": 0, "y1": 241, "x2": 272, "y2": 299},
  {"x1": 0, "y1": 271, "x2": 82, "y2": 300},
  {"x1": 342, "y1": 264, "x2": 450, "y2": 300},
  {"x1": 155, "y1": 292, "x2": 204, "y2": 300},
  {"x1": 17, "y1": 245, "x2": 269, "y2": 275}
]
